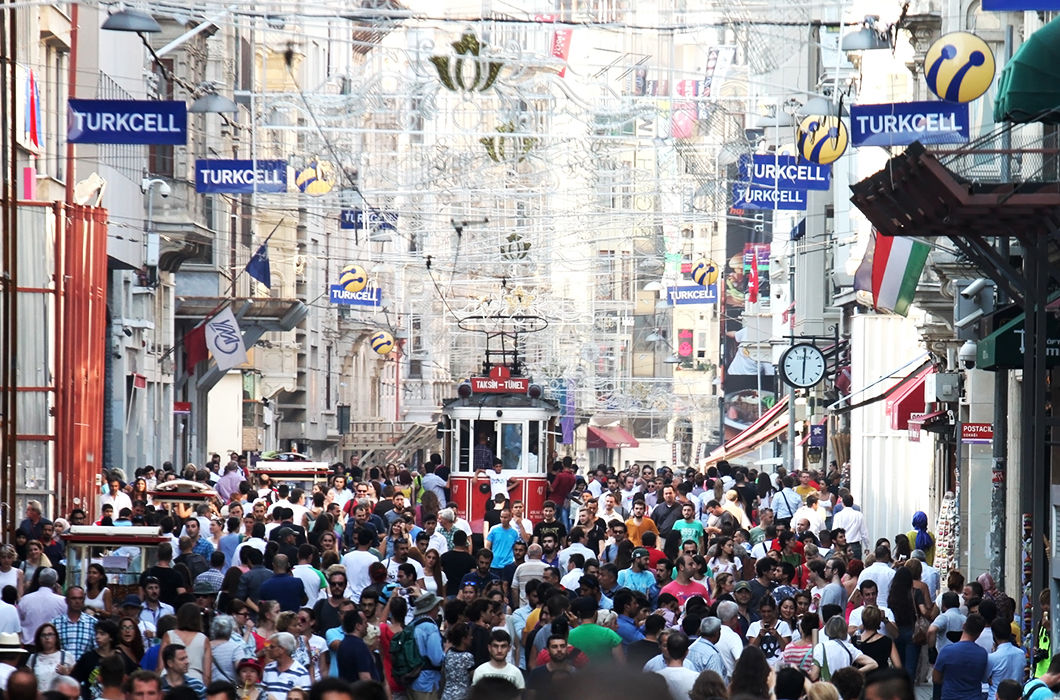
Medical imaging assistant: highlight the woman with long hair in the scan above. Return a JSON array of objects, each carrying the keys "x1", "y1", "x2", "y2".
[
  {"x1": 19, "y1": 539, "x2": 50, "y2": 583},
  {"x1": 892, "y1": 534, "x2": 912, "y2": 564},
  {"x1": 690, "y1": 670, "x2": 729, "y2": 700},
  {"x1": 230, "y1": 599, "x2": 263, "y2": 658},
  {"x1": 378, "y1": 595, "x2": 407, "y2": 697},
  {"x1": 208, "y1": 518, "x2": 225, "y2": 551},
  {"x1": 729, "y1": 646, "x2": 773, "y2": 698},
  {"x1": 907, "y1": 512, "x2": 936, "y2": 565},
  {"x1": 29, "y1": 622, "x2": 76, "y2": 690},
  {"x1": 254, "y1": 600, "x2": 280, "y2": 650},
  {"x1": 707, "y1": 537, "x2": 743, "y2": 577},
  {"x1": 71, "y1": 619, "x2": 129, "y2": 700},
  {"x1": 842, "y1": 560, "x2": 864, "y2": 600},
  {"x1": 117, "y1": 616, "x2": 145, "y2": 665},
  {"x1": 307, "y1": 512, "x2": 333, "y2": 549},
  {"x1": 780, "y1": 612, "x2": 820, "y2": 679},
  {"x1": 380, "y1": 520, "x2": 410, "y2": 560},
  {"x1": 305, "y1": 492, "x2": 325, "y2": 529},
  {"x1": 417, "y1": 490, "x2": 441, "y2": 526},
  {"x1": 712, "y1": 572, "x2": 736, "y2": 606},
  {"x1": 756, "y1": 473, "x2": 776, "y2": 511},
  {"x1": 422, "y1": 548, "x2": 447, "y2": 596},
  {"x1": 886, "y1": 566, "x2": 928, "y2": 680},
  {"x1": 159, "y1": 602, "x2": 213, "y2": 682},
  {"x1": 130, "y1": 477, "x2": 151, "y2": 505},
  {"x1": 779, "y1": 596, "x2": 798, "y2": 631},
  {"x1": 83, "y1": 563, "x2": 112, "y2": 616},
  {"x1": 316, "y1": 530, "x2": 340, "y2": 559},
  {"x1": 216, "y1": 567, "x2": 243, "y2": 615},
  {"x1": 0, "y1": 544, "x2": 24, "y2": 597}
]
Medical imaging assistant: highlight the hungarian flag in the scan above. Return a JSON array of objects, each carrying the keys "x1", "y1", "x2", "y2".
[{"x1": 854, "y1": 230, "x2": 930, "y2": 316}]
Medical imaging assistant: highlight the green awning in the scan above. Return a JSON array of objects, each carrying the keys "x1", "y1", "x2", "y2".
[
  {"x1": 995, "y1": 16, "x2": 1060, "y2": 124},
  {"x1": 977, "y1": 310, "x2": 1060, "y2": 370}
]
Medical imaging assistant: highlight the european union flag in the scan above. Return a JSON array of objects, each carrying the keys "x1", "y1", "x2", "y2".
[{"x1": 245, "y1": 239, "x2": 271, "y2": 288}]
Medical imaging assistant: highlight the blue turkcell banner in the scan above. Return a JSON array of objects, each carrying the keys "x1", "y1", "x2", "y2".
[
  {"x1": 850, "y1": 101, "x2": 970, "y2": 146},
  {"x1": 666, "y1": 284, "x2": 719, "y2": 305},
  {"x1": 738, "y1": 155, "x2": 831, "y2": 190},
  {"x1": 196, "y1": 160, "x2": 288, "y2": 193},
  {"x1": 329, "y1": 285, "x2": 382, "y2": 307},
  {"x1": 983, "y1": 0, "x2": 1060, "y2": 8},
  {"x1": 732, "y1": 183, "x2": 808, "y2": 211},
  {"x1": 67, "y1": 99, "x2": 186, "y2": 144},
  {"x1": 340, "y1": 209, "x2": 398, "y2": 230}
]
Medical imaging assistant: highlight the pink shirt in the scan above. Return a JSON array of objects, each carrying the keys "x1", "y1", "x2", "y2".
[{"x1": 660, "y1": 579, "x2": 710, "y2": 605}]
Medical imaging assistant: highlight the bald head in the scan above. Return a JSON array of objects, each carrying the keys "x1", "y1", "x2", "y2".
[
  {"x1": 272, "y1": 554, "x2": 291, "y2": 573},
  {"x1": 527, "y1": 544, "x2": 543, "y2": 559}
]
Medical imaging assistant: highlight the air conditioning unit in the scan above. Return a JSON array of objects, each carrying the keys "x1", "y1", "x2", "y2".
[{"x1": 926, "y1": 373, "x2": 961, "y2": 403}]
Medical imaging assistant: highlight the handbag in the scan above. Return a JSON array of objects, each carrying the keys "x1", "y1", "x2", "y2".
[{"x1": 911, "y1": 590, "x2": 930, "y2": 645}]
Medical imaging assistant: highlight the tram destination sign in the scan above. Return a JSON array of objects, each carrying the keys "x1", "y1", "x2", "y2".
[{"x1": 470, "y1": 365, "x2": 529, "y2": 394}]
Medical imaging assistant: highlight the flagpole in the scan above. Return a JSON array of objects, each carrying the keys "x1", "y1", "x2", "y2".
[
  {"x1": 224, "y1": 217, "x2": 283, "y2": 298},
  {"x1": 786, "y1": 237, "x2": 797, "y2": 473}
]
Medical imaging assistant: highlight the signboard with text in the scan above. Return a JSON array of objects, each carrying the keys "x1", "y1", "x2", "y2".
[
  {"x1": 739, "y1": 155, "x2": 831, "y2": 190},
  {"x1": 667, "y1": 284, "x2": 718, "y2": 305},
  {"x1": 196, "y1": 160, "x2": 287, "y2": 193},
  {"x1": 962, "y1": 422, "x2": 994, "y2": 444},
  {"x1": 851, "y1": 101, "x2": 970, "y2": 146},
  {"x1": 340, "y1": 209, "x2": 398, "y2": 230},
  {"x1": 329, "y1": 285, "x2": 381, "y2": 307},
  {"x1": 732, "y1": 183, "x2": 808, "y2": 210},
  {"x1": 470, "y1": 365, "x2": 529, "y2": 394},
  {"x1": 68, "y1": 99, "x2": 186, "y2": 144}
]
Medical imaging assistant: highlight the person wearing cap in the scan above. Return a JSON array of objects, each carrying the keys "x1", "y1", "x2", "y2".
[
  {"x1": 235, "y1": 657, "x2": 264, "y2": 700},
  {"x1": 259, "y1": 555, "x2": 307, "y2": 613},
  {"x1": 0, "y1": 632, "x2": 28, "y2": 689},
  {"x1": 617, "y1": 548, "x2": 655, "y2": 595},
  {"x1": 262, "y1": 632, "x2": 310, "y2": 698},
  {"x1": 118, "y1": 595, "x2": 155, "y2": 643},
  {"x1": 407, "y1": 592, "x2": 445, "y2": 700},
  {"x1": 568, "y1": 595, "x2": 623, "y2": 663},
  {"x1": 193, "y1": 580, "x2": 220, "y2": 631}
]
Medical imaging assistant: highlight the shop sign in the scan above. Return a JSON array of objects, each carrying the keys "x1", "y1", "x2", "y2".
[
  {"x1": 961, "y1": 422, "x2": 994, "y2": 444},
  {"x1": 470, "y1": 365, "x2": 528, "y2": 394},
  {"x1": 732, "y1": 183, "x2": 808, "y2": 211},
  {"x1": 196, "y1": 159, "x2": 287, "y2": 193},
  {"x1": 739, "y1": 155, "x2": 832, "y2": 190},
  {"x1": 329, "y1": 286, "x2": 381, "y2": 307},
  {"x1": 67, "y1": 99, "x2": 187, "y2": 144},
  {"x1": 850, "y1": 101, "x2": 970, "y2": 146},
  {"x1": 666, "y1": 284, "x2": 718, "y2": 305},
  {"x1": 340, "y1": 209, "x2": 398, "y2": 230}
]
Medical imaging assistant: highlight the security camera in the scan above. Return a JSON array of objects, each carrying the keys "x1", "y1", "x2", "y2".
[
  {"x1": 958, "y1": 339, "x2": 977, "y2": 370},
  {"x1": 158, "y1": 182, "x2": 171, "y2": 198}
]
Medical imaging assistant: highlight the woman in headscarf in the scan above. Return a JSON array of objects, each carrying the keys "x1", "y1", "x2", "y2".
[
  {"x1": 977, "y1": 572, "x2": 1000, "y2": 602},
  {"x1": 906, "y1": 512, "x2": 936, "y2": 565}
]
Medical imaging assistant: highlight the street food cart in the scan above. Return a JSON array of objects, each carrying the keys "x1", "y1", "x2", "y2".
[
  {"x1": 62, "y1": 525, "x2": 168, "y2": 599},
  {"x1": 148, "y1": 480, "x2": 219, "y2": 518},
  {"x1": 250, "y1": 460, "x2": 332, "y2": 491}
]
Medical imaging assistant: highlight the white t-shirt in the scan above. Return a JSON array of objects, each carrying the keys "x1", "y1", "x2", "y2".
[
  {"x1": 848, "y1": 605, "x2": 895, "y2": 634},
  {"x1": 472, "y1": 662, "x2": 525, "y2": 689},
  {"x1": 292, "y1": 564, "x2": 323, "y2": 604},
  {"x1": 384, "y1": 556, "x2": 424, "y2": 583},
  {"x1": 488, "y1": 472, "x2": 511, "y2": 498},
  {"x1": 656, "y1": 665, "x2": 700, "y2": 700},
  {"x1": 813, "y1": 639, "x2": 860, "y2": 675},
  {"x1": 340, "y1": 550, "x2": 379, "y2": 600},
  {"x1": 746, "y1": 620, "x2": 795, "y2": 643}
]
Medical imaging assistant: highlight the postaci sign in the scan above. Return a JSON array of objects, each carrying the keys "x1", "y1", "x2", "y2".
[
  {"x1": 67, "y1": 99, "x2": 186, "y2": 144},
  {"x1": 196, "y1": 159, "x2": 288, "y2": 193},
  {"x1": 850, "y1": 101, "x2": 970, "y2": 146},
  {"x1": 739, "y1": 155, "x2": 831, "y2": 190}
]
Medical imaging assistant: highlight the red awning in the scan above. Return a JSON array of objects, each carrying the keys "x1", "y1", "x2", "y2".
[
  {"x1": 587, "y1": 425, "x2": 640, "y2": 449},
  {"x1": 706, "y1": 396, "x2": 790, "y2": 466},
  {"x1": 886, "y1": 364, "x2": 935, "y2": 430}
]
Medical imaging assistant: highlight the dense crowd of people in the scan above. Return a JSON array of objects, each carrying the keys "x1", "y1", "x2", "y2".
[{"x1": 0, "y1": 454, "x2": 1051, "y2": 700}]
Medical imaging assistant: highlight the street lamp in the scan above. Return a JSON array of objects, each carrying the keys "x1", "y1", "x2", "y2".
[
  {"x1": 141, "y1": 178, "x2": 170, "y2": 285},
  {"x1": 189, "y1": 83, "x2": 239, "y2": 114},
  {"x1": 841, "y1": 16, "x2": 892, "y2": 52},
  {"x1": 101, "y1": 7, "x2": 162, "y2": 33}
]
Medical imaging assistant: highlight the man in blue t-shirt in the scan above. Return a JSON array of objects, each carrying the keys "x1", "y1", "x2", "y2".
[
  {"x1": 258, "y1": 554, "x2": 308, "y2": 612},
  {"x1": 934, "y1": 614, "x2": 989, "y2": 700},
  {"x1": 485, "y1": 507, "x2": 520, "y2": 572},
  {"x1": 1023, "y1": 653, "x2": 1060, "y2": 700},
  {"x1": 336, "y1": 609, "x2": 379, "y2": 683}
]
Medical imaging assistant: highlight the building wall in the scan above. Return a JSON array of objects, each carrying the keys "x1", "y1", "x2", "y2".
[
  {"x1": 207, "y1": 372, "x2": 244, "y2": 458},
  {"x1": 849, "y1": 314, "x2": 936, "y2": 544}
]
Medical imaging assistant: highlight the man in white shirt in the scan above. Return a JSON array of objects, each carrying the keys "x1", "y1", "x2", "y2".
[
  {"x1": 847, "y1": 580, "x2": 898, "y2": 637},
  {"x1": 831, "y1": 494, "x2": 869, "y2": 559},
  {"x1": 477, "y1": 460, "x2": 517, "y2": 500},
  {"x1": 619, "y1": 473, "x2": 642, "y2": 513},
  {"x1": 100, "y1": 476, "x2": 133, "y2": 516},
  {"x1": 341, "y1": 530, "x2": 380, "y2": 601},
  {"x1": 912, "y1": 549, "x2": 941, "y2": 600},
  {"x1": 558, "y1": 527, "x2": 596, "y2": 571},
  {"x1": 512, "y1": 544, "x2": 549, "y2": 608},
  {"x1": 857, "y1": 545, "x2": 898, "y2": 603},
  {"x1": 714, "y1": 601, "x2": 745, "y2": 680},
  {"x1": 792, "y1": 495, "x2": 827, "y2": 535},
  {"x1": 655, "y1": 631, "x2": 699, "y2": 700}
]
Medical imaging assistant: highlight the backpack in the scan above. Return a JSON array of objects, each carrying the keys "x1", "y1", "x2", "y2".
[{"x1": 390, "y1": 617, "x2": 436, "y2": 685}]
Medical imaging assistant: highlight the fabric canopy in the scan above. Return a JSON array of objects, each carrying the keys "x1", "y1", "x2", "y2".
[
  {"x1": 587, "y1": 425, "x2": 639, "y2": 449},
  {"x1": 886, "y1": 364, "x2": 934, "y2": 431},
  {"x1": 705, "y1": 396, "x2": 789, "y2": 466},
  {"x1": 995, "y1": 16, "x2": 1060, "y2": 123}
]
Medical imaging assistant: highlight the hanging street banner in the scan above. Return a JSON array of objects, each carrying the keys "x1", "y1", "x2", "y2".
[
  {"x1": 196, "y1": 160, "x2": 288, "y2": 193},
  {"x1": 340, "y1": 209, "x2": 398, "y2": 230},
  {"x1": 667, "y1": 284, "x2": 719, "y2": 305},
  {"x1": 739, "y1": 155, "x2": 832, "y2": 190},
  {"x1": 329, "y1": 285, "x2": 382, "y2": 307},
  {"x1": 732, "y1": 183, "x2": 808, "y2": 211},
  {"x1": 67, "y1": 99, "x2": 186, "y2": 144},
  {"x1": 850, "y1": 101, "x2": 970, "y2": 146}
]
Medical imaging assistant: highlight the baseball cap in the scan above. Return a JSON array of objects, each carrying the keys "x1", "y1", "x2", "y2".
[
  {"x1": 193, "y1": 580, "x2": 218, "y2": 595},
  {"x1": 632, "y1": 548, "x2": 649, "y2": 558},
  {"x1": 733, "y1": 581, "x2": 752, "y2": 593}
]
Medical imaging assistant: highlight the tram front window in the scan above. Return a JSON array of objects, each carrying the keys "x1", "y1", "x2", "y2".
[{"x1": 501, "y1": 423, "x2": 523, "y2": 470}]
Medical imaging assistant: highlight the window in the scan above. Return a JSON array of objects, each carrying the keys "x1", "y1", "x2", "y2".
[{"x1": 147, "y1": 60, "x2": 174, "y2": 177}]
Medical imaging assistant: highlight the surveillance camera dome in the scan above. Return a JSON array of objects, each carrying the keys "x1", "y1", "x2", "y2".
[
  {"x1": 159, "y1": 182, "x2": 172, "y2": 198},
  {"x1": 958, "y1": 339, "x2": 977, "y2": 369}
]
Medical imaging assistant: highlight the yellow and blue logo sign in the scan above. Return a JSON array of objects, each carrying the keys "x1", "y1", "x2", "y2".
[
  {"x1": 924, "y1": 32, "x2": 995, "y2": 103},
  {"x1": 338, "y1": 264, "x2": 368, "y2": 294},
  {"x1": 796, "y1": 115, "x2": 848, "y2": 165},
  {"x1": 295, "y1": 159, "x2": 336, "y2": 196},
  {"x1": 690, "y1": 259, "x2": 720, "y2": 287},
  {"x1": 370, "y1": 331, "x2": 395, "y2": 355}
]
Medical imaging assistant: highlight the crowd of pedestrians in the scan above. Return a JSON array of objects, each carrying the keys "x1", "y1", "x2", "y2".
[{"x1": 0, "y1": 454, "x2": 1051, "y2": 700}]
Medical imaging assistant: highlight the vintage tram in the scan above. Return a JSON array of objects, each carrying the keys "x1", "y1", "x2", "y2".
[{"x1": 441, "y1": 365, "x2": 559, "y2": 532}]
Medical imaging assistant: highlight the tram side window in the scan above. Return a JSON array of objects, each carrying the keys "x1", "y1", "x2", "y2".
[
  {"x1": 473, "y1": 420, "x2": 497, "y2": 471},
  {"x1": 458, "y1": 420, "x2": 472, "y2": 471},
  {"x1": 501, "y1": 423, "x2": 523, "y2": 470},
  {"x1": 528, "y1": 421, "x2": 541, "y2": 473}
]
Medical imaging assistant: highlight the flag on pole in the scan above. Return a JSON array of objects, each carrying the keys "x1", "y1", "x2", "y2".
[
  {"x1": 854, "y1": 229, "x2": 930, "y2": 316},
  {"x1": 748, "y1": 250, "x2": 759, "y2": 303},
  {"x1": 183, "y1": 322, "x2": 209, "y2": 375},
  {"x1": 245, "y1": 238, "x2": 271, "y2": 288},
  {"x1": 205, "y1": 306, "x2": 247, "y2": 371}
]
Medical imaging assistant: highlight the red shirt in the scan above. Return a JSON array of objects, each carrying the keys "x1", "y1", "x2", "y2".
[
  {"x1": 647, "y1": 547, "x2": 667, "y2": 568},
  {"x1": 660, "y1": 579, "x2": 710, "y2": 605},
  {"x1": 549, "y1": 471, "x2": 576, "y2": 503}
]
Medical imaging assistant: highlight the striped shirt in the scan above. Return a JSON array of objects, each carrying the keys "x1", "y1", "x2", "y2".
[
  {"x1": 262, "y1": 661, "x2": 311, "y2": 698},
  {"x1": 51, "y1": 613, "x2": 96, "y2": 658},
  {"x1": 161, "y1": 675, "x2": 206, "y2": 700}
]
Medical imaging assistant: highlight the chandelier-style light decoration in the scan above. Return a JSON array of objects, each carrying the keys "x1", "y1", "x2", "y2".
[{"x1": 430, "y1": 32, "x2": 504, "y2": 92}]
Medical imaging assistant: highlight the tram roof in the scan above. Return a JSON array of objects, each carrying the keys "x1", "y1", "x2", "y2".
[{"x1": 442, "y1": 394, "x2": 560, "y2": 412}]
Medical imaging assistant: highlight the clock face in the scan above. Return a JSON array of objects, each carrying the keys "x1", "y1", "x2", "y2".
[{"x1": 781, "y1": 344, "x2": 826, "y2": 388}]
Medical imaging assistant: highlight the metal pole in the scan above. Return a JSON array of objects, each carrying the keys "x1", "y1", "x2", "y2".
[{"x1": 786, "y1": 239, "x2": 796, "y2": 471}]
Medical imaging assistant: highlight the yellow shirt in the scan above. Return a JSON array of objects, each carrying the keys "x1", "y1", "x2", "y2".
[{"x1": 625, "y1": 517, "x2": 660, "y2": 547}]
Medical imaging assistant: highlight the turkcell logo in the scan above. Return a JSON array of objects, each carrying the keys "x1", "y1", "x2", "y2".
[
  {"x1": 329, "y1": 285, "x2": 381, "y2": 307},
  {"x1": 739, "y1": 155, "x2": 831, "y2": 190},
  {"x1": 340, "y1": 209, "x2": 398, "y2": 230},
  {"x1": 983, "y1": 0, "x2": 1060, "y2": 8},
  {"x1": 924, "y1": 32, "x2": 995, "y2": 103},
  {"x1": 667, "y1": 285, "x2": 718, "y2": 305},
  {"x1": 732, "y1": 183, "x2": 808, "y2": 211},
  {"x1": 196, "y1": 160, "x2": 288, "y2": 193},
  {"x1": 851, "y1": 101, "x2": 970, "y2": 146},
  {"x1": 67, "y1": 99, "x2": 187, "y2": 145}
]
